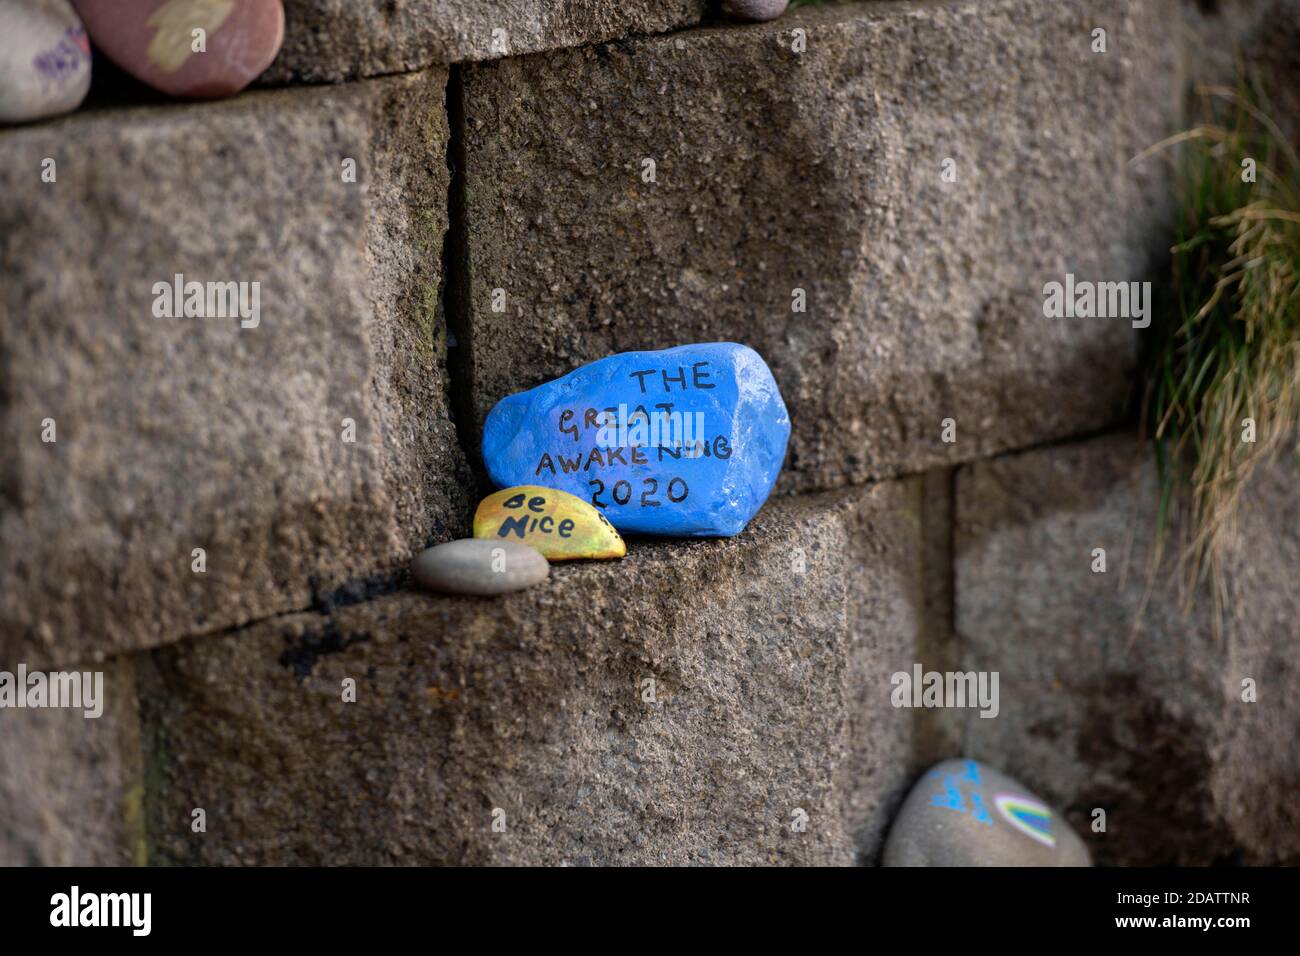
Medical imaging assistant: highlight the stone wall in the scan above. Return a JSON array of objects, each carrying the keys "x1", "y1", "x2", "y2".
[
  {"x1": 957, "y1": 435, "x2": 1300, "y2": 866},
  {"x1": 1, "y1": 71, "x2": 471, "y2": 667},
  {"x1": 1, "y1": 0, "x2": 1295, "y2": 866},
  {"x1": 458, "y1": 0, "x2": 1177, "y2": 492}
]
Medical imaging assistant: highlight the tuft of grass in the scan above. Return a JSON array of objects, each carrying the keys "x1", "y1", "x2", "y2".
[{"x1": 1138, "y1": 76, "x2": 1300, "y2": 622}]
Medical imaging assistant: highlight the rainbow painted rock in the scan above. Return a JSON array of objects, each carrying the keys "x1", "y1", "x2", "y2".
[
  {"x1": 482, "y1": 343, "x2": 790, "y2": 537},
  {"x1": 0, "y1": 0, "x2": 92, "y2": 124},
  {"x1": 72, "y1": 0, "x2": 283, "y2": 99},
  {"x1": 882, "y1": 759, "x2": 1091, "y2": 866},
  {"x1": 474, "y1": 486, "x2": 625, "y2": 561}
]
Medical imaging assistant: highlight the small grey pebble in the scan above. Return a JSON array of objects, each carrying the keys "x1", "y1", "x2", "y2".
[
  {"x1": 722, "y1": 0, "x2": 790, "y2": 23},
  {"x1": 411, "y1": 539, "x2": 549, "y2": 596}
]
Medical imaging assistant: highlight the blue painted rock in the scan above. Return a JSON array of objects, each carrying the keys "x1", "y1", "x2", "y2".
[
  {"x1": 72, "y1": 0, "x2": 283, "y2": 99},
  {"x1": 482, "y1": 343, "x2": 790, "y2": 536},
  {"x1": 882, "y1": 759, "x2": 1091, "y2": 866},
  {"x1": 0, "y1": 0, "x2": 92, "y2": 124}
]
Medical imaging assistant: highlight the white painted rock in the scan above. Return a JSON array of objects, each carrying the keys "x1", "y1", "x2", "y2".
[
  {"x1": 0, "y1": 0, "x2": 92, "y2": 125},
  {"x1": 411, "y1": 539, "x2": 549, "y2": 597}
]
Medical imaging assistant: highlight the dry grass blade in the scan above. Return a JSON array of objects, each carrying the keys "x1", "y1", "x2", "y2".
[{"x1": 1141, "y1": 75, "x2": 1300, "y2": 631}]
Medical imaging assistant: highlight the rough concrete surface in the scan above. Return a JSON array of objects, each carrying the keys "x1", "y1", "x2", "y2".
[
  {"x1": 460, "y1": 0, "x2": 1181, "y2": 492},
  {"x1": 0, "y1": 70, "x2": 472, "y2": 669},
  {"x1": 0, "y1": 658, "x2": 144, "y2": 866},
  {"x1": 956, "y1": 433, "x2": 1300, "y2": 865},
  {"x1": 142, "y1": 485, "x2": 924, "y2": 865}
]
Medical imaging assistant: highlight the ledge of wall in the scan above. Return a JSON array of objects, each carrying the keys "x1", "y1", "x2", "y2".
[
  {"x1": 141, "y1": 484, "x2": 925, "y2": 865},
  {"x1": 262, "y1": 0, "x2": 711, "y2": 84}
]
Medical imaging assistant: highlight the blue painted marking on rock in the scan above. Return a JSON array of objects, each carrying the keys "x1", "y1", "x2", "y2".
[{"x1": 481, "y1": 343, "x2": 791, "y2": 536}]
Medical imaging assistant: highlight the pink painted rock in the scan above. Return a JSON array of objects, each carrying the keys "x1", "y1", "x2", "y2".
[{"x1": 72, "y1": 0, "x2": 283, "y2": 99}]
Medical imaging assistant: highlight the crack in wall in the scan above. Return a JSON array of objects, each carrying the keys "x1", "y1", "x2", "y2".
[
  {"x1": 440, "y1": 64, "x2": 489, "y2": 497},
  {"x1": 913, "y1": 466, "x2": 963, "y2": 766}
]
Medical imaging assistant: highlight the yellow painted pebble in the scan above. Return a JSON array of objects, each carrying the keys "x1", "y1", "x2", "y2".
[{"x1": 474, "y1": 485, "x2": 626, "y2": 561}]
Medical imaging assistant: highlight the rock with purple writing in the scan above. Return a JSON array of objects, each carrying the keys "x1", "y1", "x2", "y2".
[
  {"x1": 0, "y1": 0, "x2": 92, "y2": 124},
  {"x1": 72, "y1": 0, "x2": 283, "y2": 99},
  {"x1": 482, "y1": 343, "x2": 790, "y2": 536},
  {"x1": 882, "y1": 759, "x2": 1091, "y2": 866}
]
